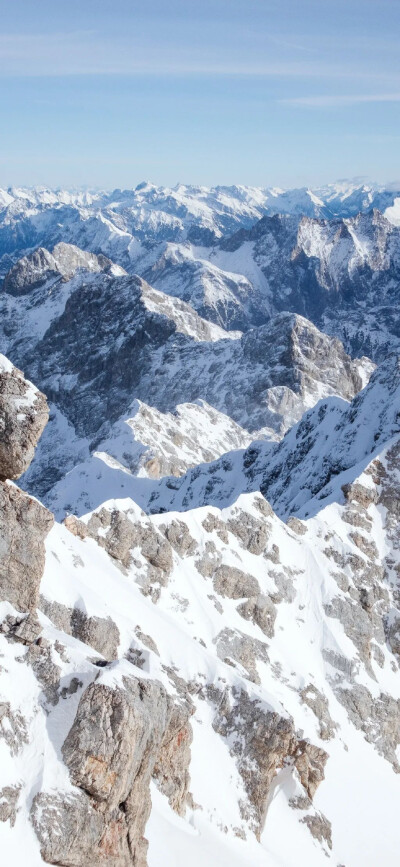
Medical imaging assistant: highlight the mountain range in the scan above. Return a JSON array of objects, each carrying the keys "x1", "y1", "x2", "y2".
[{"x1": 0, "y1": 182, "x2": 400, "y2": 867}]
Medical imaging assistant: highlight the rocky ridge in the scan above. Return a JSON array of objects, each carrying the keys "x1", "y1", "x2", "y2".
[
  {"x1": 0, "y1": 245, "x2": 372, "y2": 508},
  {"x1": 1, "y1": 352, "x2": 400, "y2": 865}
]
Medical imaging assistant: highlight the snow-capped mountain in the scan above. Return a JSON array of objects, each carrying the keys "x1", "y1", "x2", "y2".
[
  {"x1": 0, "y1": 181, "x2": 399, "y2": 277},
  {"x1": 1, "y1": 180, "x2": 400, "y2": 867},
  {"x1": 0, "y1": 242, "x2": 372, "y2": 509},
  {"x1": 1, "y1": 337, "x2": 400, "y2": 867}
]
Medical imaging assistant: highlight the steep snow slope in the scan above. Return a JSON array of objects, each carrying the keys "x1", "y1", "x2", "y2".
[
  {"x1": 1, "y1": 340, "x2": 400, "y2": 867},
  {"x1": 3, "y1": 456, "x2": 400, "y2": 866}
]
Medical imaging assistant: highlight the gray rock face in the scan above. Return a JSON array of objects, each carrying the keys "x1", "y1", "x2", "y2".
[
  {"x1": 213, "y1": 565, "x2": 260, "y2": 600},
  {"x1": 300, "y1": 685, "x2": 338, "y2": 741},
  {"x1": 39, "y1": 596, "x2": 120, "y2": 660},
  {"x1": 335, "y1": 684, "x2": 400, "y2": 771},
  {"x1": 0, "y1": 354, "x2": 52, "y2": 612},
  {"x1": 0, "y1": 482, "x2": 53, "y2": 611},
  {"x1": 0, "y1": 784, "x2": 21, "y2": 828},
  {"x1": 0, "y1": 355, "x2": 48, "y2": 481},
  {"x1": 57, "y1": 672, "x2": 186, "y2": 867},
  {"x1": 87, "y1": 507, "x2": 173, "y2": 577},
  {"x1": 3, "y1": 242, "x2": 122, "y2": 296},
  {"x1": 31, "y1": 790, "x2": 132, "y2": 867},
  {"x1": 0, "y1": 248, "x2": 371, "y2": 510},
  {"x1": 211, "y1": 686, "x2": 328, "y2": 838},
  {"x1": 62, "y1": 676, "x2": 170, "y2": 810},
  {"x1": 214, "y1": 627, "x2": 269, "y2": 684},
  {"x1": 153, "y1": 699, "x2": 193, "y2": 816}
]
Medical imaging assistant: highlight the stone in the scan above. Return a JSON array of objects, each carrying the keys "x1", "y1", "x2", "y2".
[
  {"x1": 237, "y1": 594, "x2": 277, "y2": 638},
  {"x1": 301, "y1": 812, "x2": 332, "y2": 849},
  {"x1": 211, "y1": 686, "x2": 328, "y2": 838},
  {"x1": 70, "y1": 609, "x2": 120, "y2": 660},
  {"x1": 63, "y1": 514, "x2": 89, "y2": 539},
  {"x1": 62, "y1": 675, "x2": 170, "y2": 810},
  {"x1": 300, "y1": 684, "x2": 338, "y2": 740},
  {"x1": 57, "y1": 672, "x2": 176, "y2": 867},
  {"x1": 0, "y1": 702, "x2": 28, "y2": 755},
  {"x1": 335, "y1": 684, "x2": 400, "y2": 771},
  {"x1": 160, "y1": 520, "x2": 197, "y2": 557},
  {"x1": 31, "y1": 790, "x2": 131, "y2": 867},
  {"x1": 214, "y1": 628, "x2": 269, "y2": 684},
  {"x1": 153, "y1": 700, "x2": 193, "y2": 815},
  {"x1": 0, "y1": 482, "x2": 54, "y2": 612},
  {"x1": 227, "y1": 511, "x2": 270, "y2": 555},
  {"x1": 212, "y1": 565, "x2": 260, "y2": 600},
  {"x1": 0, "y1": 355, "x2": 49, "y2": 481},
  {"x1": 0, "y1": 784, "x2": 21, "y2": 828}
]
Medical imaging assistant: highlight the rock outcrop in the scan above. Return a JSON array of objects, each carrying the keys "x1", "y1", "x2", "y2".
[
  {"x1": 0, "y1": 354, "x2": 48, "y2": 481},
  {"x1": 0, "y1": 354, "x2": 53, "y2": 612}
]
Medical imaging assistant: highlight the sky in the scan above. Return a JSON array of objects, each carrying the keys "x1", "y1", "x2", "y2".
[{"x1": 0, "y1": 0, "x2": 399, "y2": 189}]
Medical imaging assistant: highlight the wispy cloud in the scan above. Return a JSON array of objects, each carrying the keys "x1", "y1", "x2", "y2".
[
  {"x1": 0, "y1": 32, "x2": 393, "y2": 80},
  {"x1": 280, "y1": 93, "x2": 400, "y2": 107}
]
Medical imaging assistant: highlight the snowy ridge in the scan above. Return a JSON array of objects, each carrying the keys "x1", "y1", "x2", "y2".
[{"x1": 0, "y1": 181, "x2": 400, "y2": 867}]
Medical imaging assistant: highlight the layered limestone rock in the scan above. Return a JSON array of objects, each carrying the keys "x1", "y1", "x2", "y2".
[
  {"x1": 0, "y1": 483, "x2": 53, "y2": 611},
  {"x1": 45, "y1": 673, "x2": 193, "y2": 867},
  {"x1": 0, "y1": 354, "x2": 48, "y2": 481},
  {"x1": 0, "y1": 354, "x2": 53, "y2": 612},
  {"x1": 209, "y1": 685, "x2": 328, "y2": 838}
]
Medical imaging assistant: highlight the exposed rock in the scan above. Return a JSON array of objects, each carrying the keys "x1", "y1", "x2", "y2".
[
  {"x1": 350, "y1": 531, "x2": 379, "y2": 561},
  {"x1": 237, "y1": 594, "x2": 277, "y2": 638},
  {"x1": 31, "y1": 790, "x2": 131, "y2": 867},
  {"x1": 134, "y1": 626, "x2": 160, "y2": 656},
  {"x1": 4, "y1": 242, "x2": 121, "y2": 296},
  {"x1": 71, "y1": 610, "x2": 120, "y2": 661},
  {"x1": 153, "y1": 700, "x2": 193, "y2": 815},
  {"x1": 0, "y1": 784, "x2": 21, "y2": 828},
  {"x1": 386, "y1": 616, "x2": 400, "y2": 657},
  {"x1": 342, "y1": 481, "x2": 378, "y2": 508},
  {"x1": 39, "y1": 595, "x2": 120, "y2": 661},
  {"x1": 294, "y1": 741, "x2": 329, "y2": 800},
  {"x1": 63, "y1": 514, "x2": 89, "y2": 539},
  {"x1": 212, "y1": 565, "x2": 260, "y2": 600},
  {"x1": 87, "y1": 508, "x2": 173, "y2": 579},
  {"x1": 287, "y1": 516, "x2": 307, "y2": 535},
  {"x1": 335, "y1": 684, "x2": 400, "y2": 771},
  {"x1": 62, "y1": 675, "x2": 170, "y2": 808},
  {"x1": 160, "y1": 520, "x2": 197, "y2": 557},
  {"x1": 0, "y1": 482, "x2": 53, "y2": 612},
  {"x1": 39, "y1": 595, "x2": 72, "y2": 634},
  {"x1": 202, "y1": 513, "x2": 229, "y2": 543},
  {"x1": 301, "y1": 812, "x2": 332, "y2": 850},
  {"x1": 26, "y1": 641, "x2": 61, "y2": 706},
  {"x1": 10, "y1": 612, "x2": 42, "y2": 644},
  {"x1": 300, "y1": 684, "x2": 338, "y2": 740},
  {"x1": 211, "y1": 687, "x2": 328, "y2": 838},
  {"x1": 60, "y1": 672, "x2": 174, "y2": 866},
  {"x1": 0, "y1": 702, "x2": 28, "y2": 755},
  {"x1": 0, "y1": 355, "x2": 48, "y2": 480},
  {"x1": 227, "y1": 511, "x2": 269, "y2": 554},
  {"x1": 214, "y1": 628, "x2": 269, "y2": 684}
]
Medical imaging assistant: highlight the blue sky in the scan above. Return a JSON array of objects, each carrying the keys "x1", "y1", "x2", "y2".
[{"x1": 0, "y1": 0, "x2": 399, "y2": 189}]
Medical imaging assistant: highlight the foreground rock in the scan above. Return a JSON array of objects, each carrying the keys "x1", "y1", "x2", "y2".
[
  {"x1": 0, "y1": 354, "x2": 48, "y2": 481},
  {"x1": 0, "y1": 483, "x2": 53, "y2": 611},
  {"x1": 0, "y1": 354, "x2": 53, "y2": 611}
]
